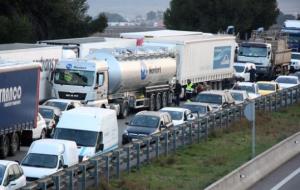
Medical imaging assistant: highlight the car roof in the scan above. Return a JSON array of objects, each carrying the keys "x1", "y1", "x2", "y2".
[
  {"x1": 0, "y1": 160, "x2": 18, "y2": 166},
  {"x1": 160, "y1": 107, "x2": 190, "y2": 112},
  {"x1": 183, "y1": 102, "x2": 211, "y2": 107},
  {"x1": 39, "y1": 105, "x2": 61, "y2": 113},
  {"x1": 276, "y1": 75, "x2": 298, "y2": 79},
  {"x1": 235, "y1": 82, "x2": 256, "y2": 86},
  {"x1": 199, "y1": 90, "x2": 228, "y2": 95},
  {"x1": 45, "y1": 99, "x2": 81, "y2": 104},
  {"x1": 257, "y1": 81, "x2": 278, "y2": 84},
  {"x1": 229, "y1": 90, "x2": 248, "y2": 94},
  {"x1": 136, "y1": 111, "x2": 169, "y2": 117}
]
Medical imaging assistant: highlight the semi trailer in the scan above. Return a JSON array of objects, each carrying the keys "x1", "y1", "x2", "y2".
[
  {"x1": 0, "y1": 60, "x2": 40, "y2": 158},
  {"x1": 51, "y1": 48, "x2": 176, "y2": 118}
]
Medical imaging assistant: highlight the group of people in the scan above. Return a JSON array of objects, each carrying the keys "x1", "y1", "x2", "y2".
[{"x1": 173, "y1": 79, "x2": 210, "y2": 106}]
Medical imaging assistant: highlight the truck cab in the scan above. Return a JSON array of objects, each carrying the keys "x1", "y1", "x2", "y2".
[
  {"x1": 20, "y1": 139, "x2": 78, "y2": 181},
  {"x1": 53, "y1": 107, "x2": 118, "y2": 161}
]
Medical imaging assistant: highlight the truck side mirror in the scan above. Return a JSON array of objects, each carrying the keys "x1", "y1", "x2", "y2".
[{"x1": 97, "y1": 143, "x2": 104, "y2": 151}]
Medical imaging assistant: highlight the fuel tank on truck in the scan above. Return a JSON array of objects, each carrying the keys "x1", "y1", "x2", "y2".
[{"x1": 87, "y1": 50, "x2": 176, "y2": 95}]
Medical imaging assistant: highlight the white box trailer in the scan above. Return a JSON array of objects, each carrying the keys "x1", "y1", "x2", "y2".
[
  {"x1": 38, "y1": 37, "x2": 137, "y2": 58},
  {"x1": 0, "y1": 43, "x2": 63, "y2": 102},
  {"x1": 120, "y1": 30, "x2": 203, "y2": 38}
]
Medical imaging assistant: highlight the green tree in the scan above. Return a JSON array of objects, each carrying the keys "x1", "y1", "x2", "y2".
[
  {"x1": 89, "y1": 13, "x2": 108, "y2": 33},
  {"x1": 104, "y1": 13, "x2": 127, "y2": 22},
  {"x1": 164, "y1": 0, "x2": 279, "y2": 38}
]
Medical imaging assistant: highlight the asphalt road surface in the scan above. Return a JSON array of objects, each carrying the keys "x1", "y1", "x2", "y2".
[
  {"x1": 9, "y1": 114, "x2": 134, "y2": 162},
  {"x1": 249, "y1": 153, "x2": 300, "y2": 190}
]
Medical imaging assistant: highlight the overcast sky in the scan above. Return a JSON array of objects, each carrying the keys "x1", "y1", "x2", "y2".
[{"x1": 87, "y1": 0, "x2": 300, "y2": 19}]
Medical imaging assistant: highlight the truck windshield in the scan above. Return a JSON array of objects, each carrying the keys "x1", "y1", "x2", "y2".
[
  {"x1": 239, "y1": 46, "x2": 267, "y2": 57},
  {"x1": 129, "y1": 115, "x2": 160, "y2": 128},
  {"x1": 21, "y1": 153, "x2": 58, "y2": 169},
  {"x1": 257, "y1": 83, "x2": 275, "y2": 91},
  {"x1": 292, "y1": 54, "x2": 300, "y2": 60},
  {"x1": 234, "y1": 66, "x2": 245, "y2": 73},
  {"x1": 53, "y1": 128, "x2": 98, "y2": 147},
  {"x1": 196, "y1": 94, "x2": 222, "y2": 105},
  {"x1": 54, "y1": 69, "x2": 94, "y2": 86},
  {"x1": 0, "y1": 165, "x2": 6, "y2": 184}
]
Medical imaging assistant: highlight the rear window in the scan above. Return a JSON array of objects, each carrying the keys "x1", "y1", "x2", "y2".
[{"x1": 196, "y1": 94, "x2": 222, "y2": 105}]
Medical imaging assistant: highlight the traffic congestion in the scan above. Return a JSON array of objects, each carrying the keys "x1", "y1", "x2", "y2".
[{"x1": 0, "y1": 27, "x2": 300, "y2": 189}]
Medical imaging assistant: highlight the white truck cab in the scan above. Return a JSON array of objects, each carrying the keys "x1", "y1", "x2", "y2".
[
  {"x1": 53, "y1": 107, "x2": 118, "y2": 161},
  {"x1": 20, "y1": 139, "x2": 78, "y2": 181},
  {"x1": 233, "y1": 62, "x2": 256, "y2": 81}
]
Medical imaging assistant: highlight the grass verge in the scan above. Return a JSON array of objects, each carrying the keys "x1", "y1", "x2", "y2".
[{"x1": 92, "y1": 103, "x2": 300, "y2": 190}]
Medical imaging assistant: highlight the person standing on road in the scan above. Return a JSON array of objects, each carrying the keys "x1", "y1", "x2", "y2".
[
  {"x1": 249, "y1": 66, "x2": 256, "y2": 82},
  {"x1": 174, "y1": 80, "x2": 182, "y2": 106},
  {"x1": 185, "y1": 79, "x2": 194, "y2": 101}
]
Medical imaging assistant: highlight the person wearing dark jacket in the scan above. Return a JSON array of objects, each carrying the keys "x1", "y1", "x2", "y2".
[
  {"x1": 174, "y1": 80, "x2": 182, "y2": 106},
  {"x1": 249, "y1": 66, "x2": 256, "y2": 82}
]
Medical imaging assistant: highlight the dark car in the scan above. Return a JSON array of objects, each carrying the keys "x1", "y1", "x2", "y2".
[{"x1": 122, "y1": 111, "x2": 173, "y2": 144}]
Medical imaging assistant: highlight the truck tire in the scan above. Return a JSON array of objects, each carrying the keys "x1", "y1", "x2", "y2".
[
  {"x1": 162, "y1": 92, "x2": 168, "y2": 108},
  {"x1": 9, "y1": 133, "x2": 19, "y2": 156},
  {"x1": 119, "y1": 102, "x2": 129, "y2": 119},
  {"x1": 149, "y1": 94, "x2": 155, "y2": 111},
  {"x1": 155, "y1": 94, "x2": 162, "y2": 110},
  {"x1": 0, "y1": 135, "x2": 10, "y2": 158}
]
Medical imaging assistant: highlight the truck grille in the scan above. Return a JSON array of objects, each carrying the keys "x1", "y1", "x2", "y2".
[{"x1": 58, "y1": 92, "x2": 86, "y2": 100}]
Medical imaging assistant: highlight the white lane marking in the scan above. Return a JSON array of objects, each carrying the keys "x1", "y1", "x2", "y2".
[{"x1": 271, "y1": 167, "x2": 300, "y2": 190}]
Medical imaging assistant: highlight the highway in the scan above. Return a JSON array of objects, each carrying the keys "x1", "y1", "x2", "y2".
[
  {"x1": 9, "y1": 114, "x2": 133, "y2": 162},
  {"x1": 249, "y1": 154, "x2": 300, "y2": 190}
]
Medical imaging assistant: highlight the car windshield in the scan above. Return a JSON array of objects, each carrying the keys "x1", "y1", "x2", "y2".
[
  {"x1": 257, "y1": 83, "x2": 275, "y2": 91},
  {"x1": 230, "y1": 92, "x2": 244, "y2": 101},
  {"x1": 234, "y1": 66, "x2": 245, "y2": 73},
  {"x1": 39, "y1": 108, "x2": 54, "y2": 119},
  {"x1": 53, "y1": 128, "x2": 98, "y2": 147},
  {"x1": 54, "y1": 69, "x2": 94, "y2": 86},
  {"x1": 182, "y1": 104, "x2": 207, "y2": 114},
  {"x1": 196, "y1": 94, "x2": 222, "y2": 105},
  {"x1": 233, "y1": 84, "x2": 256, "y2": 94},
  {"x1": 129, "y1": 115, "x2": 160, "y2": 128},
  {"x1": 276, "y1": 77, "x2": 298, "y2": 84},
  {"x1": 291, "y1": 54, "x2": 300, "y2": 60},
  {"x1": 0, "y1": 165, "x2": 6, "y2": 184},
  {"x1": 44, "y1": 101, "x2": 67, "y2": 111},
  {"x1": 239, "y1": 46, "x2": 267, "y2": 57},
  {"x1": 21, "y1": 153, "x2": 58, "y2": 169},
  {"x1": 161, "y1": 110, "x2": 183, "y2": 120}
]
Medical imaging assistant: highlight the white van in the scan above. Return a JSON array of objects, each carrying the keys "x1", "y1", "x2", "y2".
[
  {"x1": 233, "y1": 62, "x2": 256, "y2": 81},
  {"x1": 53, "y1": 107, "x2": 118, "y2": 161},
  {"x1": 20, "y1": 139, "x2": 78, "y2": 181}
]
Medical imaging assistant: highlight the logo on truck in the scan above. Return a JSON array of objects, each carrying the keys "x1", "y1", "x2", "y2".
[
  {"x1": 213, "y1": 46, "x2": 232, "y2": 69},
  {"x1": 141, "y1": 62, "x2": 148, "y2": 80},
  {"x1": 0, "y1": 86, "x2": 22, "y2": 107},
  {"x1": 33, "y1": 58, "x2": 58, "y2": 72}
]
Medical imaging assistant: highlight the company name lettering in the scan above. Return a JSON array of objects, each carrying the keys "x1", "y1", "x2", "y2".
[
  {"x1": 0, "y1": 86, "x2": 22, "y2": 107},
  {"x1": 149, "y1": 67, "x2": 161, "y2": 74},
  {"x1": 33, "y1": 58, "x2": 59, "y2": 72}
]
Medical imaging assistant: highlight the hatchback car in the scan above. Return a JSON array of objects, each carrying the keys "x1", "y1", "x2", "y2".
[
  {"x1": 160, "y1": 107, "x2": 194, "y2": 126},
  {"x1": 229, "y1": 90, "x2": 250, "y2": 104},
  {"x1": 182, "y1": 102, "x2": 214, "y2": 117},
  {"x1": 42, "y1": 99, "x2": 82, "y2": 112},
  {"x1": 0, "y1": 160, "x2": 26, "y2": 190},
  {"x1": 122, "y1": 111, "x2": 173, "y2": 144},
  {"x1": 256, "y1": 81, "x2": 281, "y2": 96},
  {"x1": 275, "y1": 75, "x2": 300, "y2": 89},
  {"x1": 232, "y1": 82, "x2": 260, "y2": 100}
]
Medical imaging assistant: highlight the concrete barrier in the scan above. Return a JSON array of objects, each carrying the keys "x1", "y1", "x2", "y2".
[{"x1": 205, "y1": 132, "x2": 300, "y2": 190}]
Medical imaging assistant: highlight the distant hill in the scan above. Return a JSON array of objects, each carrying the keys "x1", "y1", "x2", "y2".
[{"x1": 87, "y1": 0, "x2": 170, "y2": 19}]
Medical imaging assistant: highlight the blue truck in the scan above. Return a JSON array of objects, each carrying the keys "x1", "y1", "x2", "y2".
[
  {"x1": 0, "y1": 60, "x2": 40, "y2": 158},
  {"x1": 282, "y1": 20, "x2": 300, "y2": 52}
]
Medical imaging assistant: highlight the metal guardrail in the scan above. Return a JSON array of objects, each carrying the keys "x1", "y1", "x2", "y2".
[{"x1": 22, "y1": 85, "x2": 300, "y2": 190}]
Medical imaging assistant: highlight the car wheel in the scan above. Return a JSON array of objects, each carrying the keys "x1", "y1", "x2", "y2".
[{"x1": 9, "y1": 133, "x2": 20, "y2": 156}]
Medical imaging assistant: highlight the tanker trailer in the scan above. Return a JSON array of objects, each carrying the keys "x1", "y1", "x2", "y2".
[{"x1": 51, "y1": 48, "x2": 176, "y2": 118}]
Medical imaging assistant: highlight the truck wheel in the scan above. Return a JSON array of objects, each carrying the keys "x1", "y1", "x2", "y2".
[
  {"x1": 9, "y1": 133, "x2": 19, "y2": 156},
  {"x1": 155, "y1": 94, "x2": 162, "y2": 110},
  {"x1": 162, "y1": 92, "x2": 168, "y2": 108},
  {"x1": 0, "y1": 136, "x2": 9, "y2": 158},
  {"x1": 149, "y1": 94, "x2": 155, "y2": 111},
  {"x1": 168, "y1": 92, "x2": 173, "y2": 105},
  {"x1": 40, "y1": 129, "x2": 46, "y2": 139},
  {"x1": 119, "y1": 102, "x2": 129, "y2": 119}
]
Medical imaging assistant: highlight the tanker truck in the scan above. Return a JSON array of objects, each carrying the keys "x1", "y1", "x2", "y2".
[{"x1": 51, "y1": 48, "x2": 176, "y2": 118}]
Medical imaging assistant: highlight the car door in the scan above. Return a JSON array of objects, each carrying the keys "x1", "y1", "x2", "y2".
[
  {"x1": 33, "y1": 113, "x2": 45, "y2": 139},
  {"x1": 11, "y1": 164, "x2": 26, "y2": 189},
  {"x1": 2, "y1": 165, "x2": 21, "y2": 190}
]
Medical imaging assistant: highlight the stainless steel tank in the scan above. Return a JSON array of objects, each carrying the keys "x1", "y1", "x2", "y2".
[{"x1": 87, "y1": 52, "x2": 176, "y2": 95}]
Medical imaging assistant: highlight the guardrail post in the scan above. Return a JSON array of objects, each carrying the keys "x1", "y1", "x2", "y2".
[
  {"x1": 181, "y1": 125, "x2": 185, "y2": 147},
  {"x1": 269, "y1": 95, "x2": 272, "y2": 112},
  {"x1": 296, "y1": 88, "x2": 299, "y2": 103},
  {"x1": 188, "y1": 123, "x2": 192, "y2": 144},
  {"x1": 226, "y1": 109, "x2": 229, "y2": 128},
  {"x1": 135, "y1": 142, "x2": 141, "y2": 170},
  {"x1": 66, "y1": 169, "x2": 74, "y2": 190},
  {"x1": 285, "y1": 90, "x2": 288, "y2": 107},
  {"x1": 219, "y1": 112, "x2": 223, "y2": 128},
  {"x1": 53, "y1": 175, "x2": 60, "y2": 190},
  {"x1": 125, "y1": 146, "x2": 131, "y2": 173},
  {"x1": 239, "y1": 106, "x2": 243, "y2": 121},
  {"x1": 279, "y1": 91, "x2": 283, "y2": 108},
  {"x1": 104, "y1": 154, "x2": 110, "y2": 183},
  {"x1": 91, "y1": 159, "x2": 100, "y2": 187},
  {"x1": 289, "y1": 89, "x2": 293, "y2": 105},
  {"x1": 232, "y1": 107, "x2": 236, "y2": 121},
  {"x1": 172, "y1": 129, "x2": 177, "y2": 152},
  {"x1": 145, "y1": 138, "x2": 151, "y2": 163},
  {"x1": 291, "y1": 89, "x2": 294, "y2": 104},
  {"x1": 212, "y1": 114, "x2": 216, "y2": 129},
  {"x1": 164, "y1": 131, "x2": 169, "y2": 156},
  {"x1": 197, "y1": 120, "x2": 201, "y2": 143},
  {"x1": 205, "y1": 117, "x2": 209, "y2": 140},
  {"x1": 38, "y1": 181, "x2": 47, "y2": 190},
  {"x1": 263, "y1": 96, "x2": 267, "y2": 111},
  {"x1": 79, "y1": 164, "x2": 86, "y2": 190},
  {"x1": 114, "y1": 151, "x2": 120, "y2": 179},
  {"x1": 155, "y1": 135, "x2": 160, "y2": 158},
  {"x1": 274, "y1": 93, "x2": 278, "y2": 111}
]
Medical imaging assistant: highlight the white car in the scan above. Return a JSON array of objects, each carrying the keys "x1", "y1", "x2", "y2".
[
  {"x1": 229, "y1": 90, "x2": 250, "y2": 104},
  {"x1": 275, "y1": 75, "x2": 300, "y2": 89},
  {"x1": 22, "y1": 113, "x2": 47, "y2": 145},
  {"x1": 182, "y1": 102, "x2": 214, "y2": 118},
  {"x1": 43, "y1": 99, "x2": 82, "y2": 112},
  {"x1": 160, "y1": 107, "x2": 194, "y2": 126},
  {"x1": 233, "y1": 62, "x2": 256, "y2": 82},
  {"x1": 0, "y1": 160, "x2": 26, "y2": 190},
  {"x1": 232, "y1": 82, "x2": 261, "y2": 100},
  {"x1": 290, "y1": 52, "x2": 300, "y2": 71}
]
